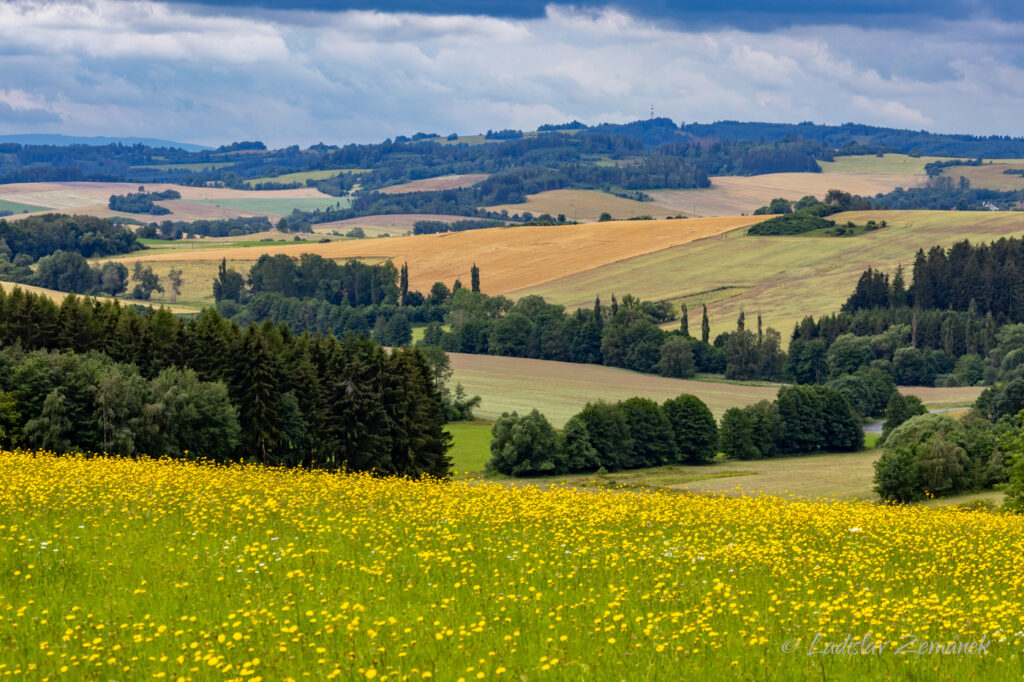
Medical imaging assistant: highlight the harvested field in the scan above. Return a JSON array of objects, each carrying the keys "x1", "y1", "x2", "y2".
[
  {"x1": 377, "y1": 173, "x2": 488, "y2": 194},
  {"x1": 937, "y1": 162, "x2": 1024, "y2": 191},
  {"x1": 487, "y1": 189, "x2": 679, "y2": 222},
  {"x1": 648, "y1": 171, "x2": 923, "y2": 217},
  {"x1": 243, "y1": 169, "x2": 366, "y2": 186},
  {"x1": 517, "y1": 210, "x2": 1024, "y2": 341},
  {"x1": 311, "y1": 213, "x2": 484, "y2": 237},
  {"x1": 0, "y1": 280, "x2": 198, "y2": 313},
  {"x1": 0, "y1": 181, "x2": 335, "y2": 223},
  {"x1": 111, "y1": 215, "x2": 758, "y2": 297}
]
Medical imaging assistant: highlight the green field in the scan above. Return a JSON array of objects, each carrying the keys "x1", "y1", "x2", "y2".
[
  {"x1": 7, "y1": 450, "x2": 1021, "y2": 681},
  {"x1": 0, "y1": 198, "x2": 51, "y2": 214},
  {"x1": 130, "y1": 162, "x2": 235, "y2": 171},
  {"x1": 513, "y1": 210, "x2": 1024, "y2": 341},
  {"x1": 447, "y1": 351, "x2": 981, "y2": 427},
  {"x1": 447, "y1": 421, "x2": 493, "y2": 474},
  {"x1": 181, "y1": 196, "x2": 350, "y2": 216},
  {"x1": 446, "y1": 422, "x2": 1002, "y2": 507},
  {"x1": 818, "y1": 153, "x2": 948, "y2": 175},
  {"x1": 243, "y1": 169, "x2": 368, "y2": 187}
]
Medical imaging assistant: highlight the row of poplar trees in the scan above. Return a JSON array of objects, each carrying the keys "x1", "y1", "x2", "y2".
[{"x1": 0, "y1": 285, "x2": 452, "y2": 476}]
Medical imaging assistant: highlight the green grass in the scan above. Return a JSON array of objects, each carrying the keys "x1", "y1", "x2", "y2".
[
  {"x1": 130, "y1": 162, "x2": 235, "y2": 171},
  {"x1": 818, "y1": 154, "x2": 948, "y2": 175},
  {"x1": 447, "y1": 421, "x2": 493, "y2": 474},
  {"x1": 181, "y1": 197, "x2": 351, "y2": 216},
  {"x1": 6, "y1": 451, "x2": 1022, "y2": 681},
  {"x1": 243, "y1": 169, "x2": 368, "y2": 187},
  {"x1": 517, "y1": 210, "x2": 1024, "y2": 343},
  {"x1": 0, "y1": 198, "x2": 51, "y2": 214}
]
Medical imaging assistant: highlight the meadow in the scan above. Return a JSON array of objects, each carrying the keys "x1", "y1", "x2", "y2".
[
  {"x1": 3, "y1": 450, "x2": 1022, "y2": 680},
  {"x1": 0, "y1": 198, "x2": 50, "y2": 214}
]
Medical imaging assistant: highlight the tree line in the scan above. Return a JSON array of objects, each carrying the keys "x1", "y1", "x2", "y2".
[
  {"x1": 0, "y1": 285, "x2": 452, "y2": 476},
  {"x1": 487, "y1": 383, "x2": 865, "y2": 478}
]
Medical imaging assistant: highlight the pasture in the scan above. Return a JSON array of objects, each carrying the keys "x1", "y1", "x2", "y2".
[
  {"x1": 377, "y1": 173, "x2": 489, "y2": 194},
  {"x1": 0, "y1": 198, "x2": 50, "y2": 214},
  {"x1": 3, "y1": 450, "x2": 1021, "y2": 680},
  {"x1": 514, "y1": 209, "x2": 1024, "y2": 340},
  {"x1": 110, "y1": 215, "x2": 759, "y2": 299},
  {"x1": 447, "y1": 351, "x2": 981, "y2": 427}
]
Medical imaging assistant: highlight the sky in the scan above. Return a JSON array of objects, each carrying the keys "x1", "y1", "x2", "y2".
[{"x1": 0, "y1": 0, "x2": 1022, "y2": 148}]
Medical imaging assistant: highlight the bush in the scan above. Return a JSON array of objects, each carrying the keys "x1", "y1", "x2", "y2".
[
  {"x1": 486, "y1": 410, "x2": 563, "y2": 477},
  {"x1": 874, "y1": 414, "x2": 970, "y2": 502}
]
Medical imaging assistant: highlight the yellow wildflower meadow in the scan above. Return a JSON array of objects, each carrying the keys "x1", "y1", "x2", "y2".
[{"x1": 0, "y1": 450, "x2": 1022, "y2": 680}]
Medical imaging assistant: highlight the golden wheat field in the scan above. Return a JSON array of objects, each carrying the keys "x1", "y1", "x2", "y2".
[
  {"x1": 110, "y1": 215, "x2": 759, "y2": 296},
  {"x1": 2, "y1": 450, "x2": 1022, "y2": 681}
]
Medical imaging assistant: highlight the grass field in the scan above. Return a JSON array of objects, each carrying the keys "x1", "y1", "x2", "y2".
[
  {"x1": 818, "y1": 154, "x2": 948, "y2": 175},
  {"x1": 5, "y1": 450, "x2": 1022, "y2": 680},
  {"x1": 181, "y1": 196, "x2": 350, "y2": 216},
  {"x1": 446, "y1": 421, "x2": 493, "y2": 474},
  {"x1": 488, "y1": 188, "x2": 681, "y2": 222},
  {"x1": 0, "y1": 198, "x2": 51, "y2": 214},
  {"x1": 377, "y1": 173, "x2": 489, "y2": 194},
  {"x1": 515, "y1": 209, "x2": 1024, "y2": 340},
  {"x1": 112, "y1": 215, "x2": 759, "y2": 299},
  {"x1": 447, "y1": 352, "x2": 981, "y2": 426}
]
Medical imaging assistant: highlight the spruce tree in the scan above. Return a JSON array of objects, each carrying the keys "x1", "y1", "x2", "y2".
[
  {"x1": 399, "y1": 262, "x2": 409, "y2": 306},
  {"x1": 232, "y1": 328, "x2": 282, "y2": 463}
]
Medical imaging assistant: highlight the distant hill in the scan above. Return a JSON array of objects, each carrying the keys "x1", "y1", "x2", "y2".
[{"x1": 0, "y1": 134, "x2": 209, "y2": 152}]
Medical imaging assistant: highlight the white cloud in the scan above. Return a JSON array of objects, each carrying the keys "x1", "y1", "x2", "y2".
[{"x1": 0, "y1": 1, "x2": 1021, "y2": 146}]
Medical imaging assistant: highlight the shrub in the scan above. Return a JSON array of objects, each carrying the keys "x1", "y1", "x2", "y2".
[{"x1": 486, "y1": 410, "x2": 563, "y2": 477}]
